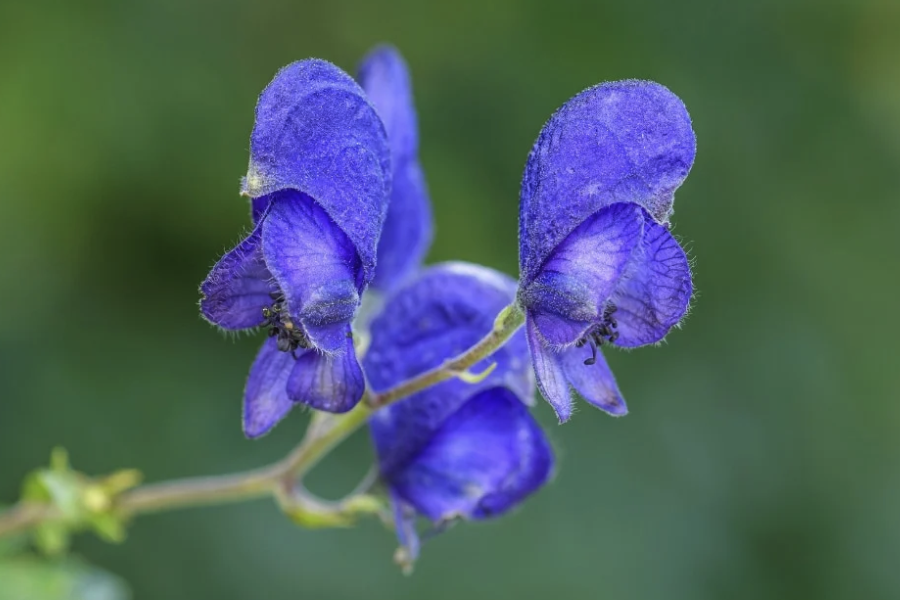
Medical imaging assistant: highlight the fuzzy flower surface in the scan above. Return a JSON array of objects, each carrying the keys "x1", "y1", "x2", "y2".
[
  {"x1": 517, "y1": 80, "x2": 696, "y2": 422},
  {"x1": 365, "y1": 262, "x2": 553, "y2": 561},
  {"x1": 357, "y1": 45, "x2": 433, "y2": 294},
  {"x1": 200, "y1": 59, "x2": 391, "y2": 436}
]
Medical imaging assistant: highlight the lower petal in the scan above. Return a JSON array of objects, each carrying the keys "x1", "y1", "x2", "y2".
[
  {"x1": 389, "y1": 489, "x2": 421, "y2": 568},
  {"x1": 302, "y1": 318, "x2": 354, "y2": 355},
  {"x1": 559, "y1": 345, "x2": 627, "y2": 416},
  {"x1": 530, "y1": 307, "x2": 592, "y2": 348},
  {"x1": 612, "y1": 213, "x2": 692, "y2": 347},
  {"x1": 200, "y1": 226, "x2": 276, "y2": 330},
  {"x1": 520, "y1": 202, "x2": 642, "y2": 345},
  {"x1": 251, "y1": 196, "x2": 270, "y2": 224},
  {"x1": 243, "y1": 337, "x2": 297, "y2": 438},
  {"x1": 526, "y1": 316, "x2": 573, "y2": 422},
  {"x1": 261, "y1": 191, "x2": 362, "y2": 344},
  {"x1": 390, "y1": 387, "x2": 553, "y2": 522},
  {"x1": 286, "y1": 327, "x2": 365, "y2": 413}
]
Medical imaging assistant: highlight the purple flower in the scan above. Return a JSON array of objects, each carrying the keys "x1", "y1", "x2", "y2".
[
  {"x1": 357, "y1": 45, "x2": 433, "y2": 293},
  {"x1": 200, "y1": 59, "x2": 391, "y2": 436},
  {"x1": 517, "y1": 80, "x2": 696, "y2": 422},
  {"x1": 365, "y1": 263, "x2": 553, "y2": 561}
]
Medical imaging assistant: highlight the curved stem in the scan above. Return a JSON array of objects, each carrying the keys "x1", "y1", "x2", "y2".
[
  {"x1": 0, "y1": 303, "x2": 526, "y2": 540},
  {"x1": 367, "y1": 303, "x2": 526, "y2": 409}
]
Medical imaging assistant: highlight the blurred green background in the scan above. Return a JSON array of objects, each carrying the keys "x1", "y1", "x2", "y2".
[{"x1": 2, "y1": 0, "x2": 899, "y2": 598}]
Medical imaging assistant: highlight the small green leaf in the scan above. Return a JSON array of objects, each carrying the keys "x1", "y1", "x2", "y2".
[
  {"x1": 33, "y1": 523, "x2": 70, "y2": 556},
  {"x1": 15, "y1": 449, "x2": 142, "y2": 553},
  {"x1": 86, "y1": 514, "x2": 125, "y2": 544},
  {"x1": 21, "y1": 473, "x2": 52, "y2": 504},
  {"x1": 49, "y1": 447, "x2": 69, "y2": 473},
  {"x1": 283, "y1": 505, "x2": 356, "y2": 529},
  {"x1": 453, "y1": 361, "x2": 497, "y2": 384},
  {"x1": 278, "y1": 490, "x2": 387, "y2": 529}
]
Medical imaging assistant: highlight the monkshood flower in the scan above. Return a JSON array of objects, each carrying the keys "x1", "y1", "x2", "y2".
[
  {"x1": 365, "y1": 263, "x2": 553, "y2": 563},
  {"x1": 200, "y1": 59, "x2": 391, "y2": 436},
  {"x1": 357, "y1": 45, "x2": 433, "y2": 293},
  {"x1": 517, "y1": 81, "x2": 696, "y2": 422}
]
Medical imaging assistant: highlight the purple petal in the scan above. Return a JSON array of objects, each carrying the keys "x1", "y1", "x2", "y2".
[
  {"x1": 243, "y1": 337, "x2": 298, "y2": 438},
  {"x1": 612, "y1": 212, "x2": 692, "y2": 347},
  {"x1": 243, "y1": 59, "x2": 391, "y2": 285},
  {"x1": 365, "y1": 262, "x2": 523, "y2": 391},
  {"x1": 529, "y1": 307, "x2": 593, "y2": 348},
  {"x1": 357, "y1": 45, "x2": 419, "y2": 164},
  {"x1": 372, "y1": 160, "x2": 432, "y2": 292},
  {"x1": 367, "y1": 262, "x2": 532, "y2": 475},
  {"x1": 302, "y1": 321, "x2": 353, "y2": 355},
  {"x1": 200, "y1": 225, "x2": 276, "y2": 330},
  {"x1": 389, "y1": 388, "x2": 553, "y2": 522},
  {"x1": 519, "y1": 202, "x2": 643, "y2": 345},
  {"x1": 261, "y1": 191, "x2": 361, "y2": 353},
  {"x1": 358, "y1": 46, "x2": 433, "y2": 293},
  {"x1": 525, "y1": 316, "x2": 573, "y2": 422},
  {"x1": 286, "y1": 327, "x2": 364, "y2": 413},
  {"x1": 520, "y1": 80, "x2": 695, "y2": 283},
  {"x1": 250, "y1": 196, "x2": 269, "y2": 224},
  {"x1": 389, "y1": 489, "x2": 421, "y2": 565},
  {"x1": 559, "y1": 345, "x2": 627, "y2": 416}
]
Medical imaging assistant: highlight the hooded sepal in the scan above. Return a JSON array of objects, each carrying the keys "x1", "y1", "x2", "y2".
[
  {"x1": 243, "y1": 59, "x2": 391, "y2": 286},
  {"x1": 519, "y1": 80, "x2": 695, "y2": 283}
]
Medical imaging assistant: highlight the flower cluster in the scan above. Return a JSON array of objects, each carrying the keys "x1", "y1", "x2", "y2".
[
  {"x1": 366, "y1": 262, "x2": 552, "y2": 563},
  {"x1": 200, "y1": 46, "x2": 694, "y2": 560}
]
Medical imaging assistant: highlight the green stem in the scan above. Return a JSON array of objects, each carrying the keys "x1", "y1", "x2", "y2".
[
  {"x1": 0, "y1": 302, "x2": 526, "y2": 540},
  {"x1": 367, "y1": 302, "x2": 526, "y2": 408},
  {"x1": 117, "y1": 466, "x2": 279, "y2": 516}
]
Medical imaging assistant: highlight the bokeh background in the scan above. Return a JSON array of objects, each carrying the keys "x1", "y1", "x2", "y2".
[{"x1": 2, "y1": 0, "x2": 899, "y2": 598}]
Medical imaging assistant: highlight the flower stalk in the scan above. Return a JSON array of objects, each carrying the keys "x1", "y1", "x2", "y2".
[{"x1": 0, "y1": 302, "x2": 525, "y2": 542}]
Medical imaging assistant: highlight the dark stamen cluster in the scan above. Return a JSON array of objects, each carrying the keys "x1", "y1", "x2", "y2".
[
  {"x1": 261, "y1": 293, "x2": 310, "y2": 358},
  {"x1": 575, "y1": 303, "x2": 619, "y2": 366}
]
